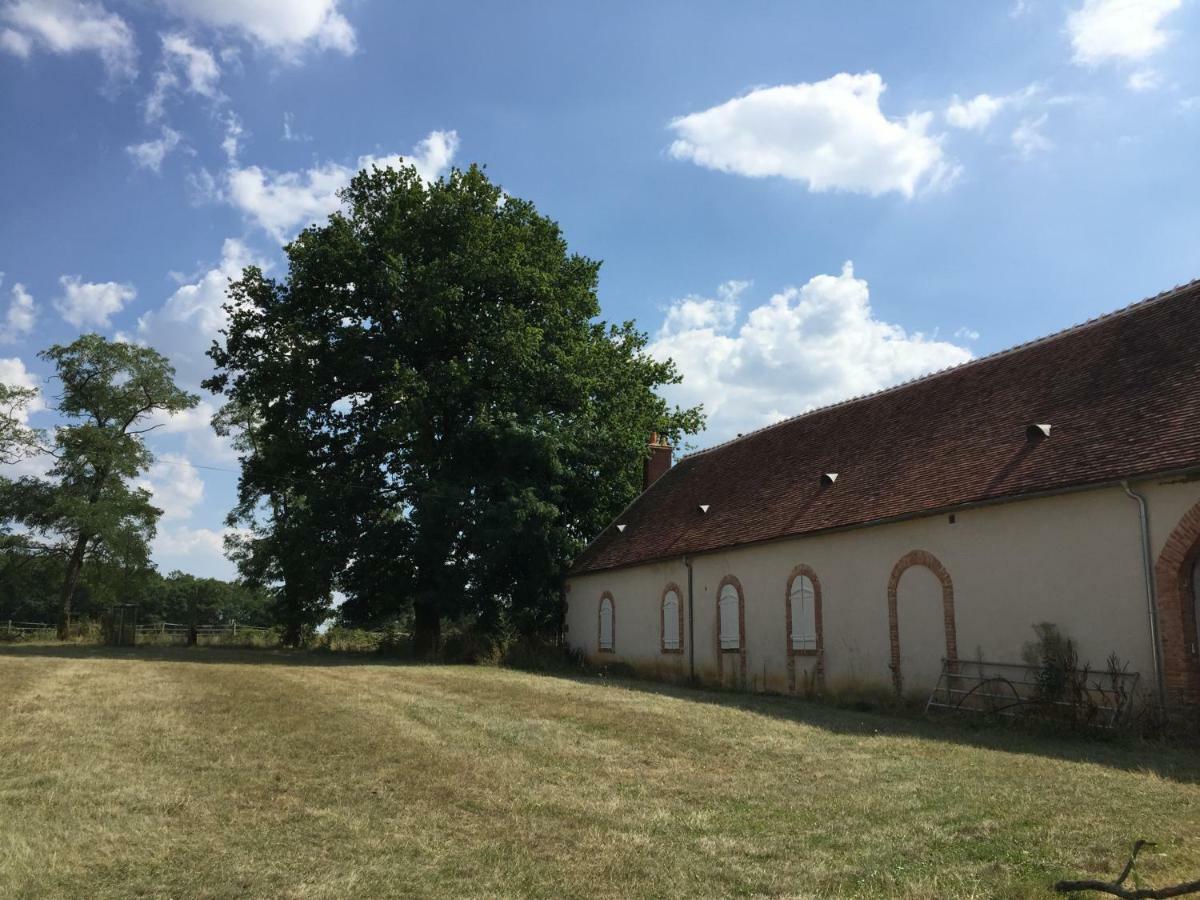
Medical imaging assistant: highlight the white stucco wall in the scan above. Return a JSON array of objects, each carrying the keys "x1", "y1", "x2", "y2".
[{"x1": 564, "y1": 474, "x2": 1200, "y2": 699}]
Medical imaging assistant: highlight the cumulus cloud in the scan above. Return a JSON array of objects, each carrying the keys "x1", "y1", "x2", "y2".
[
  {"x1": 151, "y1": 525, "x2": 239, "y2": 579},
  {"x1": 225, "y1": 129, "x2": 460, "y2": 241},
  {"x1": 136, "y1": 237, "x2": 260, "y2": 388},
  {"x1": 126, "y1": 126, "x2": 183, "y2": 172},
  {"x1": 157, "y1": 0, "x2": 355, "y2": 56},
  {"x1": 1067, "y1": 0, "x2": 1182, "y2": 66},
  {"x1": 145, "y1": 32, "x2": 222, "y2": 121},
  {"x1": 648, "y1": 263, "x2": 973, "y2": 444},
  {"x1": 154, "y1": 400, "x2": 236, "y2": 463},
  {"x1": 136, "y1": 452, "x2": 204, "y2": 520},
  {"x1": 945, "y1": 94, "x2": 1008, "y2": 131},
  {"x1": 0, "y1": 0, "x2": 137, "y2": 82},
  {"x1": 54, "y1": 275, "x2": 136, "y2": 328},
  {"x1": 1126, "y1": 68, "x2": 1164, "y2": 92},
  {"x1": 667, "y1": 73, "x2": 954, "y2": 198},
  {"x1": 1012, "y1": 114, "x2": 1053, "y2": 158},
  {"x1": 0, "y1": 356, "x2": 42, "y2": 421},
  {"x1": 0, "y1": 281, "x2": 36, "y2": 342}
]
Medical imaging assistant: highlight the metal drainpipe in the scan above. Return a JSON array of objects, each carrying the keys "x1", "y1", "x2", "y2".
[
  {"x1": 1122, "y1": 480, "x2": 1168, "y2": 710},
  {"x1": 685, "y1": 556, "x2": 695, "y2": 683}
]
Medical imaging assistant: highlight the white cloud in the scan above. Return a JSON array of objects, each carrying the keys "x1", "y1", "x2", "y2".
[
  {"x1": 136, "y1": 452, "x2": 204, "y2": 520},
  {"x1": 1, "y1": 27, "x2": 30, "y2": 56},
  {"x1": 945, "y1": 94, "x2": 1008, "y2": 131},
  {"x1": 1126, "y1": 68, "x2": 1164, "y2": 91},
  {"x1": 282, "y1": 111, "x2": 311, "y2": 142},
  {"x1": 151, "y1": 525, "x2": 239, "y2": 579},
  {"x1": 945, "y1": 84, "x2": 1042, "y2": 132},
  {"x1": 648, "y1": 263, "x2": 973, "y2": 444},
  {"x1": 0, "y1": 356, "x2": 42, "y2": 421},
  {"x1": 136, "y1": 237, "x2": 259, "y2": 388},
  {"x1": 157, "y1": 0, "x2": 355, "y2": 56},
  {"x1": 667, "y1": 73, "x2": 954, "y2": 198},
  {"x1": 0, "y1": 0, "x2": 136, "y2": 82},
  {"x1": 0, "y1": 282, "x2": 36, "y2": 342},
  {"x1": 220, "y1": 112, "x2": 243, "y2": 163},
  {"x1": 1011, "y1": 114, "x2": 1053, "y2": 158},
  {"x1": 162, "y1": 401, "x2": 237, "y2": 463},
  {"x1": 1067, "y1": 0, "x2": 1182, "y2": 66},
  {"x1": 145, "y1": 32, "x2": 222, "y2": 121},
  {"x1": 54, "y1": 275, "x2": 135, "y2": 328},
  {"x1": 126, "y1": 126, "x2": 183, "y2": 173},
  {"x1": 226, "y1": 129, "x2": 460, "y2": 241},
  {"x1": 954, "y1": 326, "x2": 981, "y2": 341}
]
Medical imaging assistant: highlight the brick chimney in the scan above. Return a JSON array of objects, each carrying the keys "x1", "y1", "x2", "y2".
[{"x1": 643, "y1": 432, "x2": 672, "y2": 491}]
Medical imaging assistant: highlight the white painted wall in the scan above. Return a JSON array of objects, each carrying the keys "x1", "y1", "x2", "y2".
[{"x1": 564, "y1": 475, "x2": 1200, "y2": 699}]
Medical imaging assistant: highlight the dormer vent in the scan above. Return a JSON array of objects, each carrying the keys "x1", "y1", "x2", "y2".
[
  {"x1": 1026, "y1": 423, "x2": 1052, "y2": 441},
  {"x1": 616, "y1": 524, "x2": 627, "y2": 533},
  {"x1": 821, "y1": 473, "x2": 839, "y2": 485},
  {"x1": 698, "y1": 504, "x2": 710, "y2": 514}
]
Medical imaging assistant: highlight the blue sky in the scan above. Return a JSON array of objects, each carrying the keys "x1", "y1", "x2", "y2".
[{"x1": 1, "y1": 0, "x2": 1198, "y2": 579}]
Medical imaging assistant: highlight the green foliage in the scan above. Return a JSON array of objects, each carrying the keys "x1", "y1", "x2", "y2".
[
  {"x1": 207, "y1": 162, "x2": 703, "y2": 651},
  {"x1": 0, "y1": 383, "x2": 43, "y2": 465},
  {"x1": 2, "y1": 336, "x2": 198, "y2": 633}
]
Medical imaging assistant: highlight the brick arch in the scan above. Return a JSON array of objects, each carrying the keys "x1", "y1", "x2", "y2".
[
  {"x1": 785, "y1": 564, "x2": 824, "y2": 693},
  {"x1": 660, "y1": 582, "x2": 684, "y2": 654},
  {"x1": 597, "y1": 591, "x2": 615, "y2": 654},
  {"x1": 887, "y1": 550, "x2": 958, "y2": 694},
  {"x1": 715, "y1": 574, "x2": 747, "y2": 683},
  {"x1": 1154, "y1": 498, "x2": 1200, "y2": 706}
]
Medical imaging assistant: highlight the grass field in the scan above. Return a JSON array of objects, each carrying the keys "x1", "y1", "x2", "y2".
[{"x1": 0, "y1": 646, "x2": 1198, "y2": 899}]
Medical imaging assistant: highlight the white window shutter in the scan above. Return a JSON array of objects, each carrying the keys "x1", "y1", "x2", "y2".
[
  {"x1": 719, "y1": 584, "x2": 740, "y2": 650},
  {"x1": 790, "y1": 575, "x2": 817, "y2": 651},
  {"x1": 599, "y1": 597, "x2": 614, "y2": 650},
  {"x1": 662, "y1": 589, "x2": 680, "y2": 649}
]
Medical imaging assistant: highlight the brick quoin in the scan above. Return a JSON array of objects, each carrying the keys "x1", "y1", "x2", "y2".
[
  {"x1": 785, "y1": 564, "x2": 824, "y2": 694},
  {"x1": 887, "y1": 550, "x2": 958, "y2": 694},
  {"x1": 597, "y1": 591, "x2": 615, "y2": 654},
  {"x1": 660, "y1": 582, "x2": 685, "y2": 654},
  {"x1": 715, "y1": 574, "x2": 747, "y2": 685},
  {"x1": 1155, "y1": 499, "x2": 1200, "y2": 706}
]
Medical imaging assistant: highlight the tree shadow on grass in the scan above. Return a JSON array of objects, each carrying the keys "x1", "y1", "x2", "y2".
[
  {"x1": 2, "y1": 643, "x2": 1197, "y2": 784},
  {"x1": 543, "y1": 671, "x2": 1200, "y2": 785}
]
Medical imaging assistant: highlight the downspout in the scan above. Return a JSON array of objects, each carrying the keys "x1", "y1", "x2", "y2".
[
  {"x1": 685, "y1": 555, "x2": 695, "y2": 684},
  {"x1": 1122, "y1": 480, "x2": 1167, "y2": 710}
]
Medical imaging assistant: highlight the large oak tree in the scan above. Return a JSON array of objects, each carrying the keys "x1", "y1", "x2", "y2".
[{"x1": 207, "y1": 163, "x2": 702, "y2": 652}]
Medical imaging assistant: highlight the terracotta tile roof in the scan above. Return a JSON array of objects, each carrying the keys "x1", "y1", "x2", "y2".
[{"x1": 572, "y1": 280, "x2": 1200, "y2": 575}]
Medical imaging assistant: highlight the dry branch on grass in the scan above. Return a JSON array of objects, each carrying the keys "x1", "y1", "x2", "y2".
[{"x1": 1055, "y1": 841, "x2": 1200, "y2": 898}]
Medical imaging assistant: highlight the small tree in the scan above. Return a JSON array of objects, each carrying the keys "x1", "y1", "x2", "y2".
[{"x1": 21, "y1": 336, "x2": 199, "y2": 637}]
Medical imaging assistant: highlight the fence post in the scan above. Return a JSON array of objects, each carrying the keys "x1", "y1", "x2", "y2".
[{"x1": 233, "y1": 621, "x2": 237, "y2": 638}]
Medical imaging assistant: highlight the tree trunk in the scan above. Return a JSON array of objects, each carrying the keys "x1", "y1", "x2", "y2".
[
  {"x1": 283, "y1": 617, "x2": 303, "y2": 648},
  {"x1": 413, "y1": 601, "x2": 441, "y2": 658},
  {"x1": 57, "y1": 533, "x2": 89, "y2": 640}
]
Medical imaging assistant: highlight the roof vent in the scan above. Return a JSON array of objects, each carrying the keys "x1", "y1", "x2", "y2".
[
  {"x1": 1026, "y1": 423, "x2": 1052, "y2": 441},
  {"x1": 698, "y1": 504, "x2": 710, "y2": 514},
  {"x1": 821, "y1": 473, "x2": 838, "y2": 485},
  {"x1": 616, "y1": 524, "x2": 627, "y2": 533}
]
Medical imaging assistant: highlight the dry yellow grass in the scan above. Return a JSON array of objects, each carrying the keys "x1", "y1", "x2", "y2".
[{"x1": 0, "y1": 645, "x2": 1198, "y2": 898}]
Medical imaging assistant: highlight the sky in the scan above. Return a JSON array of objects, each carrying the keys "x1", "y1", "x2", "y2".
[{"x1": 1, "y1": 0, "x2": 1198, "y2": 580}]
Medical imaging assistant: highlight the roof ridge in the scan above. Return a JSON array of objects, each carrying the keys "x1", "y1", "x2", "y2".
[{"x1": 680, "y1": 277, "x2": 1200, "y2": 461}]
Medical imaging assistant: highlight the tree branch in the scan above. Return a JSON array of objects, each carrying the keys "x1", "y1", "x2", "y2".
[{"x1": 1055, "y1": 842, "x2": 1200, "y2": 898}]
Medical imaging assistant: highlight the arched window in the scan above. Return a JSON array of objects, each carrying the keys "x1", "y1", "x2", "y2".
[
  {"x1": 661, "y1": 586, "x2": 682, "y2": 652},
  {"x1": 598, "y1": 593, "x2": 614, "y2": 652},
  {"x1": 718, "y1": 582, "x2": 741, "y2": 650},
  {"x1": 789, "y1": 574, "x2": 817, "y2": 652}
]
